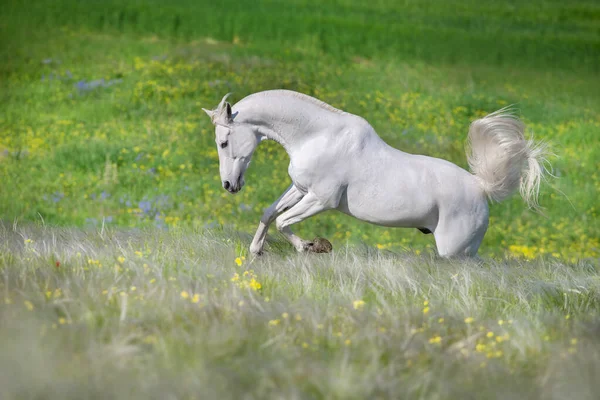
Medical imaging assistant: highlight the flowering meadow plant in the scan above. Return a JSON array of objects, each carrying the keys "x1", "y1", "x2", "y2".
[{"x1": 1, "y1": 0, "x2": 599, "y2": 397}]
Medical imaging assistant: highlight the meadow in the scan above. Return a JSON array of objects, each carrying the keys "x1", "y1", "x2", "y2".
[
  {"x1": 2, "y1": 224, "x2": 600, "y2": 399},
  {"x1": 1, "y1": 0, "x2": 599, "y2": 398}
]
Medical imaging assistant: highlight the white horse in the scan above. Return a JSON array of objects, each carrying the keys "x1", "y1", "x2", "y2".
[{"x1": 202, "y1": 90, "x2": 547, "y2": 257}]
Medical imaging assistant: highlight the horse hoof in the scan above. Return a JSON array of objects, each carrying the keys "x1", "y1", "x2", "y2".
[
  {"x1": 252, "y1": 250, "x2": 264, "y2": 257},
  {"x1": 249, "y1": 245, "x2": 264, "y2": 257},
  {"x1": 306, "y1": 237, "x2": 333, "y2": 253}
]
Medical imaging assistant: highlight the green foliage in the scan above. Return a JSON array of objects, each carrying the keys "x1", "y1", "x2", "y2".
[
  {"x1": 0, "y1": 0, "x2": 598, "y2": 261},
  {"x1": 3, "y1": 0, "x2": 600, "y2": 71}
]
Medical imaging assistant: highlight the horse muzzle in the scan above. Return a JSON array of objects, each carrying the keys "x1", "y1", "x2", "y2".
[{"x1": 223, "y1": 176, "x2": 244, "y2": 194}]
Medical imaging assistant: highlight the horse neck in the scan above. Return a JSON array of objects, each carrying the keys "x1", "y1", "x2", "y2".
[{"x1": 235, "y1": 95, "x2": 327, "y2": 151}]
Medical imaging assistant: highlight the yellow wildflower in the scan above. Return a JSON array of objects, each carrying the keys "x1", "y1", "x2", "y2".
[
  {"x1": 429, "y1": 335, "x2": 442, "y2": 344},
  {"x1": 464, "y1": 317, "x2": 475, "y2": 324},
  {"x1": 180, "y1": 291, "x2": 189, "y2": 299},
  {"x1": 249, "y1": 278, "x2": 261, "y2": 291},
  {"x1": 268, "y1": 319, "x2": 280, "y2": 326},
  {"x1": 496, "y1": 334, "x2": 509, "y2": 343},
  {"x1": 353, "y1": 300, "x2": 366, "y2": 310},
  {"x1": 234, "y1": 257, "x2": 243, "y2": 266}
]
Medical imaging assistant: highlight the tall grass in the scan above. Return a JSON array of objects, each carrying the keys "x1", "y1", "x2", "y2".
[{"x1": 1, "y1": 223, "x2": 600, "y2": 399}]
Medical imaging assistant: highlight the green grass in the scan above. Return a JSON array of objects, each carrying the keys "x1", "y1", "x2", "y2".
[
  {"x1": 0, "y1": 2, "x2": 599, "y2": 396},
  {"x1": 2, "y1": 224, "x2": 600, "y2": 399},
  {"x1": 3, "y1": 0, "x2": 600, "y2": 71},
  {"x1": 0, "y1": 0, "x2": 598, "y2": 259}
]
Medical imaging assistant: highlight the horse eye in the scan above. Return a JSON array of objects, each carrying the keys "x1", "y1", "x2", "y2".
[{"x1": 220, "y1": 141, "x2": 228, "y2": 149}]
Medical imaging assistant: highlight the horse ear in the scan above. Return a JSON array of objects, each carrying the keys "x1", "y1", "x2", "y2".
[
  {"x1": 202, "y1": 108, "x2": 214, "y2": 121},
  {"x1": 225, "y1": 103, "x2": 232, "y2": 121}
]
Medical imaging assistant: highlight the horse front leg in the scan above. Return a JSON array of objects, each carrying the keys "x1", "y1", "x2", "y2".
[
  {"x1": 275, "y1": 192, "x2": 333, "y2": 253},
  {"x1": 249, "y1": 184, "x2": 304, "y2": 256}
]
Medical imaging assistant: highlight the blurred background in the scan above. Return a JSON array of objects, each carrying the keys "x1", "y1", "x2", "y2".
[{"x1": 1, "y1": 0, "x2": 598, "y2": 259}]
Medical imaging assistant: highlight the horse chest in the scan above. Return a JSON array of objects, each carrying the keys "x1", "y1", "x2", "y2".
[
  {"x1": 287, "y1": 162, "x2": 313, "y2": 193},
  {"x1": 288, "y1": 154, "x2": 341, "y2": 196}
]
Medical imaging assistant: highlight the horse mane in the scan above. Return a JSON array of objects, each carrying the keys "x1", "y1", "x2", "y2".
[{"x1": 240, "y1": 90, "x2": 348, "y2": 116}]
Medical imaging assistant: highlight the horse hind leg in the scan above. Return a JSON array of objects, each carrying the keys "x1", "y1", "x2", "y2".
[{"x1": 433, "y1": 220, "x2": 488, "y2": 258}]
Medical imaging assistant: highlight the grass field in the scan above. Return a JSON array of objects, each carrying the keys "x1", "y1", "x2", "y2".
[
  {"x1": 2, "y1": 224, "x2": 600, "y2": 399},
  {"x1": 1, "y1": 0, "x2": 599, "y2": 398}
]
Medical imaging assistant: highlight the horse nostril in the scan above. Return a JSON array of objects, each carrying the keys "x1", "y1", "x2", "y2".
[{"x1": 223, "y1": 181, "x2": 231, "y2": 190}]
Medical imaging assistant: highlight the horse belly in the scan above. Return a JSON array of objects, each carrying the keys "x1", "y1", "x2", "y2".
[{"x1": 338, "y1": 184, "x2": 437, "y2": 228}]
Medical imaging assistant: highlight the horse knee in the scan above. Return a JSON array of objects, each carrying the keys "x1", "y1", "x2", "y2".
[
  {"x1": 434, "y1": 229, "x2": 484, "y2": 258},
  {"x1": 437, "y1": 241, "x2": 475, "y2": 258},
  {"x1": 275, "y1": 217, "x2": 286, "y2": 232},
  {"x1": 260, "y1": 206, "x2": 277, "y2": 225}
]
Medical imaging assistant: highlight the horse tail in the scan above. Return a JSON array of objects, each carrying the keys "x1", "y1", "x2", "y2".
[{"x1": 466, "y1": 108, "x2": 550, "y2": 209}]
